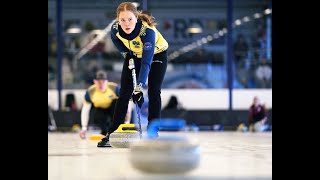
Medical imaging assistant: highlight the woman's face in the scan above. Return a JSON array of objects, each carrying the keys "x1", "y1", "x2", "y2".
[
  {"x1": 118, "y1": 10, "x2": 137, "y2": 34},
  {"x1": 253, "y1": 97, "x2": 260, "y2": 106},
  {"x1": 94, "y1": 80, "x2": 107, "y2": 91}
]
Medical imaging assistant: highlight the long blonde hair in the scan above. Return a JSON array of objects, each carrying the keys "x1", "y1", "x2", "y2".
[{"x1": 116, "y1": 2, "x2": 157, "y2": 27}]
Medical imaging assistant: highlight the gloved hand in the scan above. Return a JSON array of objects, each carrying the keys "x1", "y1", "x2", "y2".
[
  {"x1": 121, "y1": 52, "x2": 129, "y2": 60},
  {"x1": 132, "y1": 83, "x2": 144, "y2": 108}
]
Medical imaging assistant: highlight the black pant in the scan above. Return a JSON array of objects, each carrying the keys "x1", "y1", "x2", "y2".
[
  {"x1": 92, "y1": 100, "x2": 116, "y2": 135},
  {"x1": 109, "y1": 50, "x2": 168, "y2": 133}
]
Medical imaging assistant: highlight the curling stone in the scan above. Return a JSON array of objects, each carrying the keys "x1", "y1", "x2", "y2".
[
  {"x1": 129, "y1": 119, "x2": 201, "y2": 174},
  {"x1": 109, "y1": 123, "x2": 140, "y2": 148}
]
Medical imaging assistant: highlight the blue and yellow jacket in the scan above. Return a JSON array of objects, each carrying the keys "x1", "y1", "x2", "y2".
[
  {"x1": 111, "y1": 19, "x2": 168, "y2": 85},
  {"x1": 83, "y1": 82, "x2": 120, "y2": 109}
]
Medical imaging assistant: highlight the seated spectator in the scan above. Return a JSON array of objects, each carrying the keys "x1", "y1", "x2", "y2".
[
  {"x1": 255, "y1": 58, "x2": 272, "y2": 88},
  {"x1": 248, "y1": 96, "x2": 270, "y2": 132},
  {"x1": 163, "y1": 95, "x2": 184, "y2": 110}
]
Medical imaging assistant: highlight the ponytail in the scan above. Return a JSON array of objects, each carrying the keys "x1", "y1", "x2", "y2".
[{"x1": 138, "y1": 11, "x2": 157, "y2": 27}]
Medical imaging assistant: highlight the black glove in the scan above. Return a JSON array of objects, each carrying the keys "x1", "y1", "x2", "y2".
[
  {"x1": 132, "y1": 83, "x2": 144, "y2": 108},
  {"x1": 121, "y1": 52, "x2": 130, "y2": 60}
]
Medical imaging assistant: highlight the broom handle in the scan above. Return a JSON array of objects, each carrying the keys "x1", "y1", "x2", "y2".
[{"x1": 128, "y1": 58, "x2": 142, "y2": 138}]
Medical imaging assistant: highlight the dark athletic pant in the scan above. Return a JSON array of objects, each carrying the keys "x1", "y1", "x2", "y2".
[
  {"x1": 92, "y1": 100, "x2": 116, "y2": 136},
  {"x1": 108, "y1": 50, "x2": 167, "y2": 134}
]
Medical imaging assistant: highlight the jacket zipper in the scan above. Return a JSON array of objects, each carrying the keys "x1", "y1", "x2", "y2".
[{"x1": 128, "y1": 40, "x2": 133, "y2": 57}]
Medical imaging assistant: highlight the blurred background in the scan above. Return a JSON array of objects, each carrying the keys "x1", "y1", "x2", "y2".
[{"x1": 48, "y1": 0, "x2": 272, "y2": 131}]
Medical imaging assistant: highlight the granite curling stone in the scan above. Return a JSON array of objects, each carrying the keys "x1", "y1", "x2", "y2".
[
  {"x1": 129, "y1": 119, "x2": 201, "y2": 174},
  {"x1": 109, "y1": 123, "x2": 140, "y2": 148}
]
